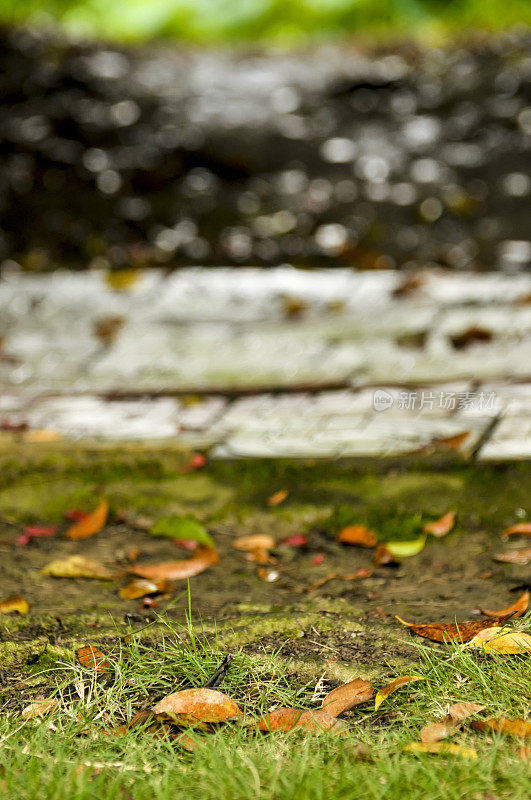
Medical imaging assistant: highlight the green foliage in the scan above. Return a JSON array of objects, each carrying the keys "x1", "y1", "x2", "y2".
[{"x1": 150, "y1": 514, "x2": 215, "y2": 547}]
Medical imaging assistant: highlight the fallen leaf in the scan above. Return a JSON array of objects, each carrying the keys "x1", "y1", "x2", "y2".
[
  {"x1": 19, "y1": 525, "x2": 57, "y2": 547},
  {"x1": 174, "y1": 732, "x2": 206, "y2": 751},
  {"x1": 0, "y1": 595, "x2": 29, "y2": 614},
  {"x1": 466, "y1": 627, "x2": 531, "y2": 654},
  {"x1": 64, "y1": 509, "x2": 89, "y2": 522},
  {"x1": 471, "y1": 717, "x2": 531, "y2": 738},
  {"x1": 119, "y1": 579, "x2": 167, "y2": 600},
  {"x1": 337, "y1": 525, "x2": 377, "y2": 548},
  {"x1": 517, "y1": 746, "x2": 531, "y2": 760},
  {"x1": 374, "y1": 545, "x2": 396, "y2": 566},
  {"x1": 501, "y1": 523, "x2": 531, "y2": 538},
  {"x1": 290, "y1": 710, "x2": 347, "y2": 735},
  {"x1": 304, "y1": 568, "x2": 372, "y2": 592},
  {"x1": 280, "y1": 535, "x2": 307, "y2": 547},
  {"x1": 150, "y1": 515, "x2": 214, "y2": 548},
  {"x1": 42, "y1": 555, "x2": 112, "y2": 579},
  {"x1": 130, "y1": 546, "x2": 219, "y2": 581},
  {"x1": 481, "y1": 590, "x2": 529, "y2": 619},
  {"x1": 312, "y1": 553, "x2": 324, "y2": 565},
  {"x1": 385, "y1": 535, "x2": 427, "y2": 558},
  {"x1": 77, "y1": 645, "x2": 112, "y2": 673},
  {"x1": 430, "y1": 431, "x2": 470, "y2": 450},
  {"x1": 23, "y1": 429, "x2": 62, "y2": 443},
  {"x1": 267, "y1": 489, "x2": 289, "y2": 506},
  {"x1": 233, "y1": 534, "x2": 275, "y2": 552},
  {"x1": 374, "y1": 676, "x2": 425, "y2": 710},
  {"x1": 21, "y1": 698, "x2": 59, "y2": 719},
  {"x1": 257, "y1": 708, "x2": 304, "y2": 732},
  {"x1": 173, "y1": 539, "x2": 199, "y2": 551},
  {"x1": 93, "y1": 315, "x2": 125, "y2": 346},
  {"x1": 65, "y1": 500, "x2": 108, "y2": 540},
  {"x1": 404, "y1": 742, "x2": 477, "y2": 758},
  {"x1": 395, "y1": 616, "x2": 507, "y2": 643},
  {"x1": 152, "y1": 688, "x2": 242, "y2": 726},
  {"x1": 420, "y1": 722, "x2": 456, "y2": 744},
  {"x1": 424, "y1": 511, "x2": 456, "y2": 537},
  {"x1": 447, "y1": 702, "x2": 486, "y2": 723},
  {"x1": 321, "y1": 678, "x2": 374, "y2": 717},
  {"x1": 493, "y1": 548, "x2": 531, "y2": 565},
  {"x1": 105, "y1": 269, "x2": 140, "y2": 292}
]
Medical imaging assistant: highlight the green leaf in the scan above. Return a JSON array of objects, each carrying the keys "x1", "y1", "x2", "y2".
[
  {"x1": 385, "y1": 535, "x2": 427, "y2": 558},
  {"x1": 150, "y1": 515, "x2": 214, "y2": 547}
]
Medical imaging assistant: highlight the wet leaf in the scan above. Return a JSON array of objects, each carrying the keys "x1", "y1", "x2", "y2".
[
  {"x1": 130, "y1": 546, "x2": 219, "y2": 581},
  {"x1": 152, "y1": 688, "x2": 242, "y2": 726},
  {"x1": 404, "y1": 742, "x2": 477, "y2": 759},
  {"x1": 267, "y1": 489, "x2": 289, "y2": 506},
  {"x1": 21, "y1": 698, "x2": 59, "y2": 719},
  {"x1": 321, "y1": 678, "x2": 374, "y2": 717},
  {"x1": 42, "y1": 555, "x2": 112, "y2": 579},
  {"x1": 466, "y1": 627, "x2": 531, "y2": 654},
  {"x1": 77, "y1": 645, "x2": 112, "y2": 673},
  {"x1": 493, "y1": 548, "x2": 531, "y2": 565},
  {"x1": 395, "y1": 616, "x2": 507, "y2": 643},
  {"x1": 424, "y1": 511, "x2": 456, "y2": 537},
  {"x1": 65, "y1": 500, "x2": 108, "y2": 540},
  {"x1": 150, "y1": 515, "x2": 214, "y2": 548},
  {"x1": 385, "y1": 535, "x2": 427, "y2": 558},
  {"x1": 471, "y1": 717, "x2": 531, "y2": 738},
  {"x1": 374, "y1": 676, "x2": 425, "y2": 710},
  {"x1": 337, "y1": 525, "x2": 377, "y2": 548},
  {"x1": 0, "y1": 595, "x2": 29, "y2": 614},
  {"x1": 501, "y1": 523, "x2": 531, "y2": 538},
  {"x1": 119, "y1": 579, "x2": 167, "y2": 600},
  {"x1": 257, "y1": 708, "x2": 304, "y2": 732},
  {"x1": 481, "y1": 590, "x2": 529, "y2": 619}
]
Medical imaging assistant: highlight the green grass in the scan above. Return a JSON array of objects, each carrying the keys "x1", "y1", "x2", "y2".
[{"x1": 1, "y1": 610, "x2": 529, "y2": 800}]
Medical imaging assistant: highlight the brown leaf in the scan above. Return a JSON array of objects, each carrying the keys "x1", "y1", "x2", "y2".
[
  {"x1": 481, "y1": 590, "x2": 529, "y2": 619},
  {"x1": 501, "y1": 523, "x2": 531, "y2": 538},
  {"x1": 21, "y1": 698, "x2": 59, "y2": 719},
  {"x1": 304, "y1": 568, "x2": 372, "y2": 592},
  {"x1": 420, "y1": 722, "x2": 456, "y2": 744},
  {"x1": 447, "y1": 702, "x2": 486, "y2": 723},
  {"x1": 395, "y1": 616, "x2": 507, "y2": 643},
  {"x1": 471, "y1": 717, "x2": 531, "y2": 738},
  {"x1": 374, "y1": 676, "x2": 425, "y2": 710},
  {"x1": 0, "y1": 595, "x2": 29, "y2": 614},
  {"x1": 257, "y1": 708, "x2": 304, "y2": 732},
  {"x1": 174, "y1": 732, "x2": 206, "y2": 751},
  {"x1": 267, "y1": 489, "x2": 289, "y2": 506},
  {"x1": 77, "y1": 645, "x2": 112, "y2": 673},
  {"x1": 152, "y1": 688, "x2": 242, "y2": 726},
  {"x1": 233, "y1": 535, "x2": 275, "y2": 552},
  {"x1": 430, "y1": 431, "x2": 470, "y2": 451},
  {"x1": 321, "y1": 678, "x2": 374, "y2": 717},
  {"x1": 93, "y1": 315, "x2": 125, "y2": 346},
  {"x1": 374, "y1": 545, "x2": 396, "y2": 565},
  {"x1": 66, "y1": 500, "x2": 108, "y2": 540},
  {"x1": 424, "y1": 511, "x2": 456, "y2": 537},
  {"x1": 130, "y1": 546, "x2": 219, "y2": 581},
  {"x1": 290, "y1": 710, "x2": 347, "y2": 735},
  {"x1": 119, "y1": 579, "x2": 168, "y2": 600},
  {"x1": 41, "y1": 555, "x2": 112, "y2": 579},
  {"x1": 337, "y1": 525, "x2": 377, "y2": 548},
  {"x1": 493, "y1": 548, "x2": 531, "y2": 565}
]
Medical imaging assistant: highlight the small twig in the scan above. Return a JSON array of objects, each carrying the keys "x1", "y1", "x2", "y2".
[{"x1": 203, "y1": 654, "x2": 233, "y2": 688}]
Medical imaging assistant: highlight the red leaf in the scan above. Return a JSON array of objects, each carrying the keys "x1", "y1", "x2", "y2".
[{"x1": 281, "y1": 535, "x2": 307, "y2": 547}]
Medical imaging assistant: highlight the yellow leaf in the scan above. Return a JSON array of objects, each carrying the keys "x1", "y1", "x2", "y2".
[
  {"x1": 0, "y1": 595, "x2": 29, "y2": 614},
  {"x1": 471, "y1": 629, "x2": 531, "y2": 654},
  {"x1": 41, "y1": 555, "x2": 112, "y2": 579},
  {"x1": 374, "y1": 676, "x2": 425, "y2": 710},
  {"x1": 105, "y1": 269, "x2": 140, "y2": 292},
  {"x1": 404, "y1": 742, "x2": 477, "y2": 759},
  {"x1": 385, "y1": 535, "x2": 426, "y2": 558}
]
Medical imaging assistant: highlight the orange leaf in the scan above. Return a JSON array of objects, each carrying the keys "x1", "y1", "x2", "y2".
[
  {"x1": 447, "y1": 702, "x2": 486, "y2": 723},
  {"x1": 267, "y1": 489, "x2": 289, "y2": 506},
  {"x1": 430, "y1": 431, "x2": 470, "y2": 450},
  {"x1": 424, "y1": 511, "x2": 455, "y2": 537},
  {"x1": 481, "y1": 590, "x2": 529, "y2": 619},
  {"x1": 233, "y1": 535, "x2": 275, "y2": 552},
  {"x1": 291, "y1": 709, "x2": 347, "y2": 735},
  {"x1": 501, "y1": 523, "x2": 531, "y2": 538},
  {"x1": 66, "y1": 500, "x2": 108, "y2": 540},
  {"x1": 395, "y1": 616, "x2": 507, "y2": 643},
  {"x1": 374, "y1": 676, "x2": 425, "y2": 710},
  {"x1": 77, "y1": 645, "x2": 112, "y2": 673},
  {"x1": 257, "y1": 708, "x2": 304, "y2": 732},
  {"x1": 152, "y1": 688, "x2": 242, "y2": 726},
  {"x1": 321, "y1": 678, "x2": 374, "y2": 717},
  {"x1": 119, "y1": 579, "x2": 168, "y2": 600},
  {"x1": 130, "y1": 547, "x2": 219, "y2": 581},
  {"x1": 0, "y1": 595, "x2": 29, "y2": 614},
  {"x1": 337, "y1": 525, "x2": 377, "y2": 548},
  {"x1": 420, "y1": 721, "x2": 456, "y2": 744},
  {"x1": 493, "y1": 548, "x2": 531, "y2": 565},
  {"x1": 21, "y1": 698, "x2": 59, "y2": 719},
  {"x1": 374, "y1": 545, "x2": 396, "y2": 565},
  {"x1": 471, "y1": 717, "x2": 531, "y2": 738}
]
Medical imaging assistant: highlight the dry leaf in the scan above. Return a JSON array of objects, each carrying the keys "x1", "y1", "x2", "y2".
[
  {"x1": 152, "y1": 688, "x2": 242, "y2": 726},
  {"x1": 493, "y1": 548, "x2": 531, "y2": 565},
  {"x1": 424, "y1": 511, "x2": 456, "y2": 537},
  {"x1": 66, "y1": 500, "x2": 108, "y2": 540},
  {"x1": 21, "y1": 698, "x2": 59, "y2": 719},
  {"x1": 290, "y1": 710, "x2": 347, "y2": 735},
  {"x1": 257, "y1": 708, "x2": 304, "y2": 732},
  {"x1": 466, "y1": 628, "x2": 531, "y2": 654},
  {"x1": 321, "y1": 678, "x2": 374, "y2": 717},
  {"x1": 374, "y1": 676, "x2": 425, "y2": 710},
  {"x1": 130, "y1": 547, "x2": 219, "y2": 581},
  {"x1": 447, "y1": 702, "x2": 486, "y2": 723},
  {"x1": 481, "y1": 590, "x2": 529, "y2": 619},
  {"x1": 304, "y1": 568, "x2": 372, "y2": 592},
  {"x1": 267, "y1": 489, "x2": 289, "y2": 506},
  {"x1": 471, "y1": 717, "x2": 531, "y2": 738},
  {"x1": 42, "y1": 555, "x2": 112, "y2": 579},
  {"x1": 119, "y1": 579, "x2": 167, "y2": 600},
  {"x1": 233, "y1": 535, "x2": 275, "y2": 552},
  {"x1": 420, "y1": 722, "x2": 456, "y2": 744},
  {"x1": 404, "y1": 742, "x2": 477, "y2": 758},
  {"x1": 501, "y1": 523, "x2": 531, "y2": 539},
  {"x1": 337, "y1": 525, "x2": 377, "y2": 548},
  {"x1": 174, "y1": 732, "x2": 206, "y2": 751},
  {"x1": 395, "y1": 616, "x2": 507, "y2": 643},
  {"x1": 0, "y1": 595, "x2": 29, "y2": 614},
  {"x1": 77, "y1": 645, "x2": 112, "y2": 673}
]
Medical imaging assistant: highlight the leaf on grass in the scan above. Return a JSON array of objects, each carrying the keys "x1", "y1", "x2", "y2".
[
  {"x1": 153, "y1": 688, "x2": 242, "y2": 726},
  {"x1": 480, "y1": 590, "x2": 529, "y2": 619},
  {"x1": 304, "y1": 568, "x2": 372, "y2": 592},
  {"x1": 424, "y1": 511, "x2": 456, "y2": 537},
  {"x1": 21, "y1": 698, "x2": 59, "y2": 719},
  {"x1": 517, "y1": 746, "x2": 531, "y2": 760},
  {"x1": 174, "y1": 732, "x2": 206, "y2": 751},
  {"x1": 395, "y1": 616, "x2": 506, "y2": 643},
  {"x1": 374, "y1": 676, "x2": 425, "y2": 710},
  {"x1": 77, "y1": 645, "x2": 112, "y2": 673},
  {"x1": 42, "y1": 555, "x2": 112, "y2": 579},
  {"x1": 447, "y1": 702, "x2": 486, "y2": 723},
  {"x1": 130, "y1": 547, "x2": 219, "y2": 581},
  {"x1": 337, "y1": 525, "x2": 377, "y2": 548},
  {"x1": 290, "y1": 710, "x2": 347, "y2": 735},
  {"x1": 466, "y1": 627, "x2": 531, "y2": 654},
  {"x1": 267, "y1": 489, "x2": 289, "y2": 506},
  {"x1": 0, "y1": 595, "x2": 29, "y2": 614},
  {"x1": 257, "y1": 708, "x2": 304, "y2": 732},
  {"x1": 150, "y1": 515, "x2": 214, "y2": 548},
  {"x1": 66, "y1": 500, "x2": 108, "y2": 540},
  {"x1": 404, "y1": 742, "x2": 477, "y2": 759},
  {"x1": 471, "y1": 717, "x2": 531, "y2": 738},
  {"x1": 119, "y1": 579, "x2": 168, "y2": 600},
  {"x1": 501, "y1": 523, "x2": 531, "y2": 539},
  {"x1": 321, "y1": 678, "x2": 374, "y2": 717},
  {"x1": 420, "y1": 721, "x2": 456, "y2": 744},
  {"x1": 493, "y1": 548, "x2": 531, "y2": 565}
]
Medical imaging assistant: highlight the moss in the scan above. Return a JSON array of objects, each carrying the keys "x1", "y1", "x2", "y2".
[{"x1": 0, "y1": 638, "x2": 48, "y2": 670}]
